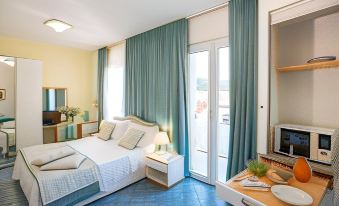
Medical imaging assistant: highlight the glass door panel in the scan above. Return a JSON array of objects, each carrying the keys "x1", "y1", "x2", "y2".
[
  {"x1": 189, "y1": 51, "x2": 209, "y2": 178},
  {"x1": 217, "y1": 47, "x2": 230, "y2": 183}
]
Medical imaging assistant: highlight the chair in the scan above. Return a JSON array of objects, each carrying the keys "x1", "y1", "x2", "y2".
[{"x1": 332, "y1": 129, "x2": 339, "y2": 206}]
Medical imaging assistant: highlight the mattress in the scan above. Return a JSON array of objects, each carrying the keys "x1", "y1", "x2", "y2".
[{"x1": 13, "y1": 136, "x2": 148, "y2": 205}]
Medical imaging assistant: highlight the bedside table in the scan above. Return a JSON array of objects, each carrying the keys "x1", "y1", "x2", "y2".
[{"x1": 146, "y1": 153, "x2": 184, "y2": 188}]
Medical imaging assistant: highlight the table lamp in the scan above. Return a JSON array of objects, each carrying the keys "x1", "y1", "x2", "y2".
[{"x1": 154, "y1": 132, "x2": 170, "y2": 155}]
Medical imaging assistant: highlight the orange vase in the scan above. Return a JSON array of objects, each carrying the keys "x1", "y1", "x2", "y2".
[{"x1": 293, "y1": 157, "x2": 312, "y2": 183}]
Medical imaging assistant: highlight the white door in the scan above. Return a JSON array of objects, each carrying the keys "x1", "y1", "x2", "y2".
[{"x1": 189, "y1": 39, "x2": 230, "y2": 184}]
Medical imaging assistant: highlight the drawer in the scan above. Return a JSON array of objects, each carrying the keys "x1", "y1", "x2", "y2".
[
  {"x1": 146, "y1": 158, "x2": 168, "y2": 173},
  {"x1": 216, "y1": 181, "x2": 266, "y2": 206}
]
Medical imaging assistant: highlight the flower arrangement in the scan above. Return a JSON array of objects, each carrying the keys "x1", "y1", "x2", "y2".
[{"x1": 58, "y1": 106, "x2": 80, "y2": 122}]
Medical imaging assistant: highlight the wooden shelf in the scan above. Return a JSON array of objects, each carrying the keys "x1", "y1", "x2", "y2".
[
  {"x1": 259, "y1": 153, "x2": 332, "y2": 177},
  {"x1": 277, "y1": 60, "x2": 339, "y2": 72}
]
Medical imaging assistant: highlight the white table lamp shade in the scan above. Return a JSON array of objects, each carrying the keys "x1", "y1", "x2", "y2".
[{"x1": 154, "y1": 132, "x2": 170, "y2": 145}]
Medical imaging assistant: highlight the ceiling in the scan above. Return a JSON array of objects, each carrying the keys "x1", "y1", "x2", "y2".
[{"x1": 0, "y1": 0, "x2": 226, "y2": 51}]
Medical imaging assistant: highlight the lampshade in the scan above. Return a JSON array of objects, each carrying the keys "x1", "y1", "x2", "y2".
[{"x1": 154, "y1": 132, "x2": 170, "y2": 145}]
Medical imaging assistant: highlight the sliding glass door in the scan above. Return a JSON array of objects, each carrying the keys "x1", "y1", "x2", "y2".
[
  {"x1": 189, "y1": 50, "x2": 209, "y2": 179},
  {"x1": 189, "y1": 39, "x2": 229, "y2": 184},
  {"x1": 216, "y1": 46, "x2": 230, "y2": 183}
]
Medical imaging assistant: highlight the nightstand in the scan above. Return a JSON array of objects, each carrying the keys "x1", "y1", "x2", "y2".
[{"x1": 146, "y1": 153, "x2": 184, "y2": 188}]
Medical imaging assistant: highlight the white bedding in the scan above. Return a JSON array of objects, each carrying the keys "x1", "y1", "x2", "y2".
[
  {"x1": 67, "y1": 136, "x2": 147, "y2": 191},
  {"x1": 13, "y1": 136, "x2": 151, "y2": 205}
]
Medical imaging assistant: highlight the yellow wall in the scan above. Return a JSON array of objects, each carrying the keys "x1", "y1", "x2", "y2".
[{"x1": 0, "y1": 36, "x2": 97, "y2": 120}]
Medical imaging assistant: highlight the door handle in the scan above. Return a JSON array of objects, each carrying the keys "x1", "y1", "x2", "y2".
[{"x1": 241, "y1": 198, "x2": 258, "y2": 206}]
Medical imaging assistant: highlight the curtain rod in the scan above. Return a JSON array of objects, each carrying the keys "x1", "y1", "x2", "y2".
[
  {"x1": 107, "y1": 2, "x2": 229, "y2": 48},
  {"x1": 186, "y1": 2, "x2": 229, "y2": 19}
]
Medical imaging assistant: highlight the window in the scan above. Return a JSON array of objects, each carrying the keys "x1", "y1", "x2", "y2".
[{"x1": 105, "y1": 42, "x2": 126, "y2": 119}]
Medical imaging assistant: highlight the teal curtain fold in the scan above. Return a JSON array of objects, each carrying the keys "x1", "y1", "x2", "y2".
[
  {"x1": 125, "y1": 19, "x2": 189, "y2": 175},
  {"x1": 97, "y1": 47, "x2": 108, "y2": 123},
  {"x1": 227, "y1": 0, "x2": 258, "y2": 179}
]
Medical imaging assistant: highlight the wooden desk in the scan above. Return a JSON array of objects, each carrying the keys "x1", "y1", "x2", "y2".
[
  {"x1": 43, "y1": 121, "x2": 98, "y2": 143},
  {"x1": 216, "y1": 168, "x2": 331, "y2": 206}
]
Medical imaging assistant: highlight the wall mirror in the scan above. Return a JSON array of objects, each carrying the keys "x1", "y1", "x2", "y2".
[
  {"x1": 43, "y1": 87, "x2": 67, "y2": 111},
  {"x1": 0, "y1": 55, "x2": 16, "y2": 164}
]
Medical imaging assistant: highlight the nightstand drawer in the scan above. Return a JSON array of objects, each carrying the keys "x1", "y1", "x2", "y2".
[{"x1": 146, "y1": 158, "x2": 168, "y2": 173}]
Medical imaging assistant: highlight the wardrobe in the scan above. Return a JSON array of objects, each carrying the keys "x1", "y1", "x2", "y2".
[{"x1": 0, "y1": 56, "x2": 43, "y2": 161}]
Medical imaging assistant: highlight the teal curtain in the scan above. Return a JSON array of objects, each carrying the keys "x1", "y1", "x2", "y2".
[
  {"x1": 227, "y1": 0, "x2": 258, "y2": 179},
  {"x1": 97, "y1": 47, "x2": 108, "y2": 123},
  {"x1": 125, "y1": 19, "x2": 189, "y2": 175}
]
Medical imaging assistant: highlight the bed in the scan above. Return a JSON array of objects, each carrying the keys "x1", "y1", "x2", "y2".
[{"x1": 12, "y1": 116, "x2": 159, "y2": 206}]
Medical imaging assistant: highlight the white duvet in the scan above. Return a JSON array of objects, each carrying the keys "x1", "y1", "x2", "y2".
[
  {"x1": 67, "y1": 136, "x2": 146, "y2": 191},
  {"x1": 13, "y1": 136, "x2": 148, "y2": 205}
]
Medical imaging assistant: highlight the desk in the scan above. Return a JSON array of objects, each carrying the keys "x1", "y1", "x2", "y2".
[
  {"x1": 43, "y1": 121, "x2": 98, "y2": 143},
  {"x1": 216, "y1": 168, "x2": 331, "y2": 206}
]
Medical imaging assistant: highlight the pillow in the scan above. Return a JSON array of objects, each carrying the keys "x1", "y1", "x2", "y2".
[
  {"x1": 40, "y1": 154, "x2": 86, "y2": 171},
  {"x1": 97, "y1": 120, "x2": 116, "y2": 141},
  {"x1": 110, "y1": 120, "x2": 131, "y2": 140},
  {"x1": 31, "y1": 146, "x2": 75, "y2": 166},
  {"x1": 118, "y1": 127, "x2": 145, "y2": 150},
  {"x1": 128, "y1": 122, "x2": 159, "y2": 147}
]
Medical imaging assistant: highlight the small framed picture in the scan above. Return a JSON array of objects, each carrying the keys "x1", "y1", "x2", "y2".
[{"x1": 0, "y1": 89, "x2": 5, "y2": 101}]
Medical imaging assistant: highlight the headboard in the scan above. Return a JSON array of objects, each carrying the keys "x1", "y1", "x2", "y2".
[{"x1": 114, "y1": 115, "x2": 157, "y2": 127}]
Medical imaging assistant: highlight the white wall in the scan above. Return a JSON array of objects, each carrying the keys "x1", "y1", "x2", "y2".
[
  {"x1": 0, "y1": 61, "x2": 15, "y2": 118},
  {"x1": 257, "y1": 0, "x2": 301, "y2": 154},
  {"x1": 188, "y1": 7, "x2": 228, "y2": 45},
  {"x1": 277, "y1": 12, "x2": 339, "y2": 67}
]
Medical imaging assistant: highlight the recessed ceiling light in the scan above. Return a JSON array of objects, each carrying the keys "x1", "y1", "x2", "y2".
[{"x1": 44, "y1": 19, "x2": 72, "y2": 32}]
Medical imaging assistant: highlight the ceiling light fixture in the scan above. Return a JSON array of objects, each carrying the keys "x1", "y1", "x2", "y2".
[{"x1": 44, "y1": 19, "x2": 72, "y2": 32}]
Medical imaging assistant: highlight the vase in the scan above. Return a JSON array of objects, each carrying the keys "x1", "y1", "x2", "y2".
[
  {"x1": 71, "y1": 116, "x2": 74, "y2": 122},
  {"x1": 293, "y1": 157, "x2": 312, "y2": 183}
]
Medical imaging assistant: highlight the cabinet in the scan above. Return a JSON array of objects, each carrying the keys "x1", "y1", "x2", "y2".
[
  {"x1": 145, "y1": 153, "x2": 184, "y2": 188},
  {"x1": 43, "y1": 121, "x2": 98, "y2": 143}
]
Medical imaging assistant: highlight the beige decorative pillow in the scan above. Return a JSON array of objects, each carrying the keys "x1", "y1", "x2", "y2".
[
  {"x1": 97, "y1": 120, "x2": 116, "y2": 141},
  {"x1": 118, "y1": 127, "x2": 145, "y2": 150}
]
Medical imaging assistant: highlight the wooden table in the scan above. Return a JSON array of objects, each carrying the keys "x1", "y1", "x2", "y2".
[{"x1": 226, "y1": 169, "x2": 330, "y2": 206}]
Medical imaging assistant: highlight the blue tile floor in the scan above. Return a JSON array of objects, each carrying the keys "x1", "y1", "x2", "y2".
[
  {"x1": 89, "y1": 178, "x2": 229, "y2": 206},
  {"x1": 0, "y1": 167, "x2": 228, "y2": 206}
]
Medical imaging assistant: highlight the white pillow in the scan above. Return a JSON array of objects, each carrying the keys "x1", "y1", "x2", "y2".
[
  {"x1": 111, "y1": 120, "x2": 131, "y2": 140},
  {"x1": 40, "y1": 154, "x2": 86, "y2": 171},
  {"x1": 128, "y1": 122, "x2": 159, "y2": 147},
  {"x1": 31, "y1": 146, "x2": 75, "y2": 166}
]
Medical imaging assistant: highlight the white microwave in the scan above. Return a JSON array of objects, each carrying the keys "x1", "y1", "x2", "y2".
[{"x1": 274, "y1": 124, "x2": 335, "y2": 164}]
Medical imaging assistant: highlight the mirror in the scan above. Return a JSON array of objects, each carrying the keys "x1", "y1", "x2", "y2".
[
  {"x1": 43, "y1": 88, "x2": 67, "y2": 111},
  {"x1": 0, "y1": 55, "x2": 16, "y2": 163}
]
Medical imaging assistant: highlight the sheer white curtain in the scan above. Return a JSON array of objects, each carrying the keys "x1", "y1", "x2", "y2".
[{"x1": 103, "y1": 42, "x2": 126, "y2": 120}]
